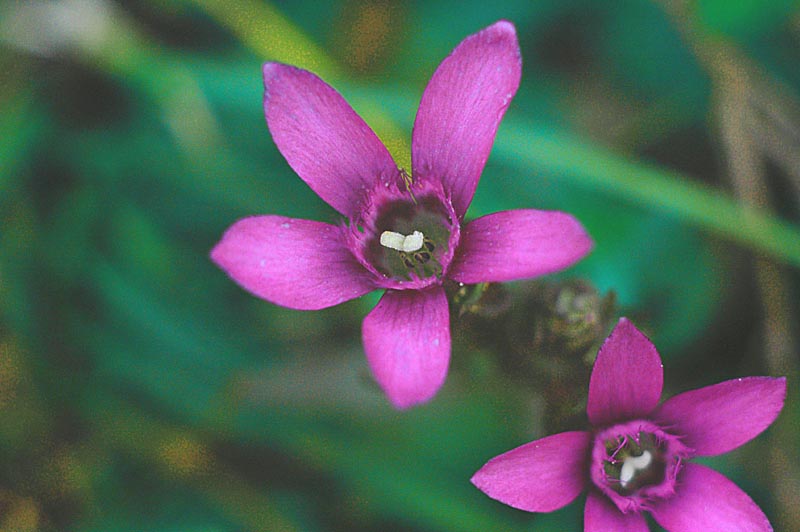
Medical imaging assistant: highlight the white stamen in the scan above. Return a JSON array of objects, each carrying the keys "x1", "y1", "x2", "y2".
[
  {"x1": 380, "y1": 230, "x2": 425, "y2": 252},
  {"x1": 380, "y1": 231, "x2": 406, "y2": 251},
  {"x1": 619, "y1": 450, "x2": 652, "y2": 488},
  {"x1": 402, "y1": 231, "x2": 424, "y2": 252}
]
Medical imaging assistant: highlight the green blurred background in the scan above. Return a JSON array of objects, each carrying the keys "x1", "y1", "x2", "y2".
[{"x1": 1, "y1": 0, "x2": 799, "y2": 530}]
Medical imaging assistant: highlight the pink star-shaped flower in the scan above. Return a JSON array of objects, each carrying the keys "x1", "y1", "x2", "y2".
[
  {"x1": 472, "y1": 318, "x2": 786, "y2": 531},
  {"x1": 211, "y1": 21, "x2": 592, "y2": 409}
]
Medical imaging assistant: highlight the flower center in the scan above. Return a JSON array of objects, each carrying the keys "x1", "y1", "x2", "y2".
[
  {"x1": 369, "y1": 196, "x2": 450, "y2": 280},
  {"x1": 602, "y1": 433, "x2": 665, "y2": 495},
  {"x1": 590, "y1": 420, "x2": 691, "y2": 514},
  {"x1": 348, "y1": 178, "x2": 460, "y2": 289}
]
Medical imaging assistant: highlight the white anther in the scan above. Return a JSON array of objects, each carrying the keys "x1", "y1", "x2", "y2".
[
  {"x1": 380, "y1": 230, "x2": 424, "y2": 252},
  {"x1": 619, "y1": 450, "x2": 652, "y2": 488},
  {"x1": 403, "y1": 231, "x2": 424, "y2": 252},
  {"x1": 380, "y1": 231, "x2": 406, "y2": 251}
]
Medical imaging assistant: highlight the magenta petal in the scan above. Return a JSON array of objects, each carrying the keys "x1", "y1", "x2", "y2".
[
  {"x1": 211, "y1": 216, "x2": 376, "y2": 310},
  {"x1": 362, "y1": 287, "x2": 450, "y2": 409},
  {"x1": 447, "y1": 209, "x2": 592, "y2": 283},
  {"x1": 263, "y1": 63, "x2": 398, "y2": 217},
  {"x1": 653, "y1": 376, "x2": 786, "y2": 457},
  {"x1": 650, "y1": 463, "x2": 773, "y2": 532},
  {"x1": 584, "y1": 492, "x2": 649, "y2": 532},
  {"x1": 587, "y1": 318, "x2": 663, "y2": 426},
  {"x1": 471, "y1": 431, "x2": 590, "y2": 512},
  {"x1": 411, "y1": 20, "x2": 521, "y2": 217}
]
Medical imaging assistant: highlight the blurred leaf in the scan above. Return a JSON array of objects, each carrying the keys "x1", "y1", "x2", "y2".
[
  {"x1": 694, "y1": 0, "x2": 799, "y2": 41},
  {"x1": 183, "y1": 0, "x2": 339, "y2": 78},
  {"x1": 0, "y1": 94, "x2": 49, "y2": 191},
  {"x1": 79, "y1": 394, "x2": 306, "y2": 531},
  {"x1": 233, "y1": 393, "x2": 536, "y2": 532},
  {"x1": 494, "y1": 119, "x2": 800, "y2": 268},
  {"x1": 186, "y1": 0, "x2": 411, "y2": 168},
  {"x1": 600, "y1": 0, "x2": 709, "y2": 102}
]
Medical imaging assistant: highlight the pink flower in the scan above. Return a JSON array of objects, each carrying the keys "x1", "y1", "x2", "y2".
[
  {"x1": 211, "y1": 21, "x2": 592, "y2": 409},
  {"x1": 471, "y1": 318, "x2": 786, "y2": 531}
]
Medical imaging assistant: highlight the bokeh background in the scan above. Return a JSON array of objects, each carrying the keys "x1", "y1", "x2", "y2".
[{"x1": 2, "y1": 0, "x2": 800, "y2": 530}]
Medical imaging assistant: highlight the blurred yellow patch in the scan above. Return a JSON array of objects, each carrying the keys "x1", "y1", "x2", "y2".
[
  {"x1": 159, "y1": 434, "x2": 212, "y2": 478},
  {"x1": 0, "y1": 490, "x2": 39, "y2": 532}
]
